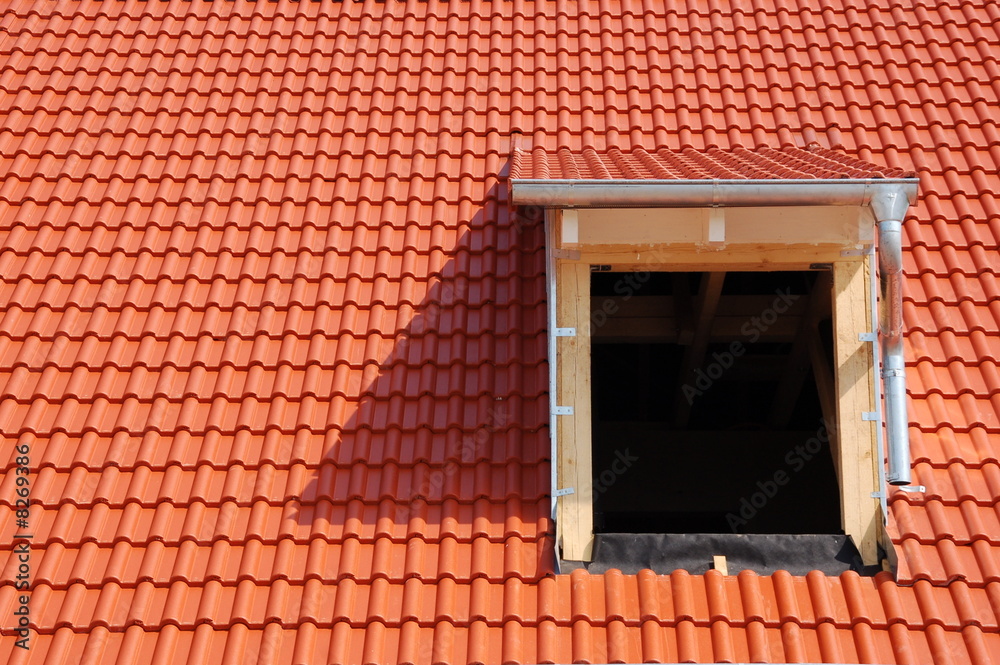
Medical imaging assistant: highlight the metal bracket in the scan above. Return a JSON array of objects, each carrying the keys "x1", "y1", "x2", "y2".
[
  {"x1": 552, "y1": 406, "x2": 574, "y2": 416},
  {"x1": 553, "y1": 487, "x2": 575, "y2": 497},
  {"x1": 841, "y1": 245, "x2": 873, "y2": 257},
  {"x1": 862, "y1": 411, "x2": 878, "y2": 421},
  {"x1": 552, "y1": 248, "x2": 582, "y2": 260},
  {"x1": 875, "y1": 485, "x2": 925, "y2": 497},
  {"x1": 859, "y1": 332, "x2": 877, "y2": 342},
  {"x1": 554, "y1": 328, "x2": 577, "y2": 337}
]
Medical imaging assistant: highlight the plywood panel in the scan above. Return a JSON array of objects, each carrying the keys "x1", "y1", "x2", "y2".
[{"x1": 575, "y1": 206, "x2": 871, "y2": 247}]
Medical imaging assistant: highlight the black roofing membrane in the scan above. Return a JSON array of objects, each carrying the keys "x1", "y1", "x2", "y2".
[{"x1": 563, "y1": 533, "x2": 882, "y2": 577}]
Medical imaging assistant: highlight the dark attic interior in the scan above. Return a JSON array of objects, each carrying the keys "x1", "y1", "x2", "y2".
[{"x1": 590, "y1": 269, "x2": 844, "y2": 537}]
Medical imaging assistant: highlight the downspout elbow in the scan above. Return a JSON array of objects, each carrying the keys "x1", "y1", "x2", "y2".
[{"x1": 878, "y1": 219, "x2": 905, "y2": 351}]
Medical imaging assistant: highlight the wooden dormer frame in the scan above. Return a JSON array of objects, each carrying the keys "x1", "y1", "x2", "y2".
[{"x1": 545, "y1": 207, "x2": 883, "y2": 564}]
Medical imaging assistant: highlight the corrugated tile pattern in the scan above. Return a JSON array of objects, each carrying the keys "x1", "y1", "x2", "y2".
[
  {"x1": 510, "y1": 145, "x2": 914, "y2": 180},
  {"x1": 0, "y1": 0, "x2": 999, "y2": 663}
]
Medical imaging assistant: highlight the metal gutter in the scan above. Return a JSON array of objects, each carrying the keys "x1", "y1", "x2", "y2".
[{"x1": 511, "y1": 177, "x2": 918, "y2": 209}]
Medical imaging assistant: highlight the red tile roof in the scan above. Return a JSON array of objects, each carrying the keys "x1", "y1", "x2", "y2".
[
  {"x1": 511, "y1": 145, "x2": 915, "y2": 181},
  {"x1": 0, "y1": 0, "x2": 999, "y2": 663}
]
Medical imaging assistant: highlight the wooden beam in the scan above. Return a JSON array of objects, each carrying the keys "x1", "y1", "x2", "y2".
[
  {"x1": 592, "y1": 312, "x2": 802, "y2": 344},
  {"x1": 672, "y1": 273, "x2": 695, "y2": 345},
  {"x1": 673, "y1": 272, "x2": 726, "y2": 427},
  {"x1": 576, "y1": 244, "x2": 855, "y2": 271},
  {"x1": 556, "y1": 259, "x2": 594, "y2": 561},
  {"x1": 832, "y1": 260, "x2": 879, "y2": 565},
  {"x1": 808, "y1": 329, "x2": 838, "y2": 453},
  {"x1": 769, "y1": 272, "x2": 833, "y2": 428},
  {"x1": 592, "y1": 295, "x2": 809, "y2": 319}
]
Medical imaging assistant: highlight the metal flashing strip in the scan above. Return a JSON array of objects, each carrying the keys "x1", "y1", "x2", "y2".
[
  {"x1": 543, "y1": 211, "x2": 560, "y2": 547},
  {"x1": 868, "y1": 249, "x2": 890, "y2": 524}
]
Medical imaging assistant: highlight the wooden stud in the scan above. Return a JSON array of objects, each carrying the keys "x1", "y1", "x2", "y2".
[
  {"x1": 713, "y1": 555, "x2": 729, "y2": 576},
  {"x1": 556, "y1": 259, "x2": 594, "y2": 561},
  {"x1": 832, "y1": 259, "x2": 880, "y2": 565}
]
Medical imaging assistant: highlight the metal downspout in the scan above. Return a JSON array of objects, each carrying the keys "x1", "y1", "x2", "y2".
[{"x1": 872, "y1": 188, "x2": 913, "y2": 485}]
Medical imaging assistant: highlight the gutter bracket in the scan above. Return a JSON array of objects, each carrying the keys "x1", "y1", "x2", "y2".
[
  {"x1": 707, "y1": 206, "x2": 725, "y2": 245},
  {"x1": 552, "y1": 248, "x2": 581, "y2": 260}
]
